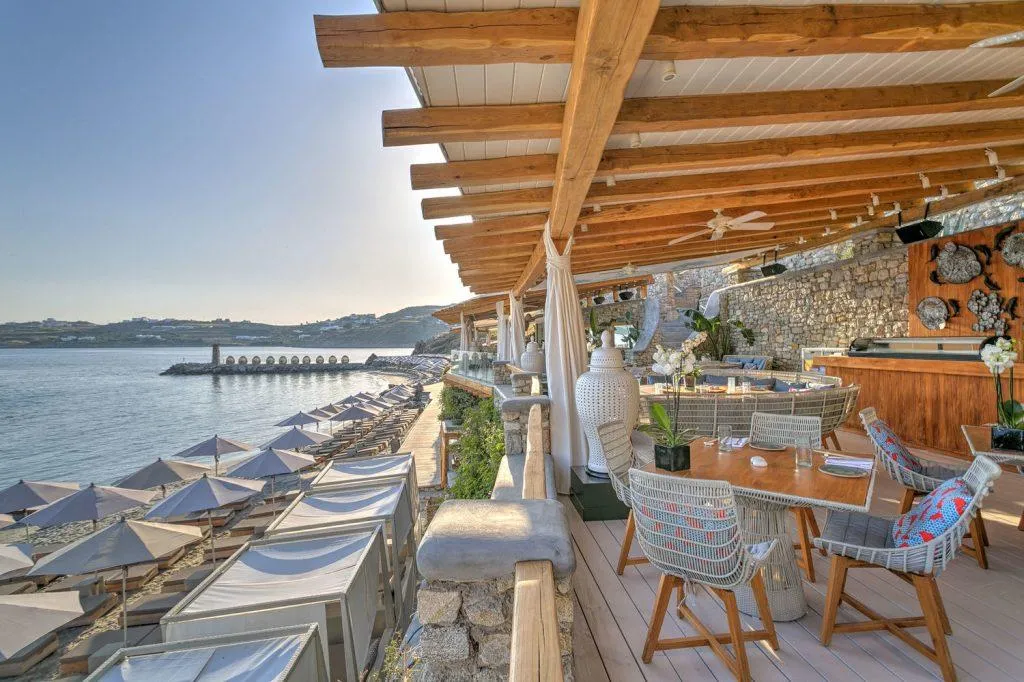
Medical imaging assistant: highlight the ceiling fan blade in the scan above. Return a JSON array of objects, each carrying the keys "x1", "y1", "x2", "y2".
[
  {"x1": 989, "y1": 75, "x2": 1024, "y2": 98},
  {"x1": 730, "y1": 210, "x2": 768, "y2": 224},
  {"x1": 668, "y1": 229, "x2": 710, "y2": 245},
  {"x1": 709, "y1": 229, "x2": 727, "y2": 241},
  {"x1": 730, "y1": 222, "x2": 775, "y2": 231},
  {"x1": 969, "y1": 31, "x2": 1024, "y2": 49}
]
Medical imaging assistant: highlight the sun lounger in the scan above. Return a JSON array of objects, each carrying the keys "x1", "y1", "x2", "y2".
[
  {"x1": 0, "y1": 566, "x2": 52, "y2": 587},
  {"x1": 167, "y1": 507, "x2": 235, "y2": 527},
  {"x1": 161, "y1": 565, "x2": 214, "y2": 593},
  {"x1": 42, "y1": 573, "x2": 108, "y2": 596},
  {"x1": 59, "y1": 624, "x2": 161, "y2": 676},
  {"x1": 31, "y1": 542, "x2": 68, "y2": 561},
  {"x1": 203, "y1": 534, "x2": 248, "y2": 562},
  {"x1": 119, "y1": 591, "x2": 186, "y2": 627},
  {"x1": 155, "y1": 543, "x2": 187, "y2": 570},
  {"x1": 0, "y1": 633, "x2": 58, "y2": 678},
  {"x1": 0, "y1": 581, "x2": 34, "y2": 595},
  {"x1": 64, "y1": 592, "x2": 119, "y2": 629},
  {"x1": 102, "y1": 563, "x2": 157, "y2": 593},
  {"x1": 229, "y1": 516, "x2": 271, "y2": 538},
  {"x1": 248, "y1": 500, "x2": 288, "y2": 518}
]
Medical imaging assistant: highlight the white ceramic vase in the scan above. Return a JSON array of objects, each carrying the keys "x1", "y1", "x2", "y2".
[
  {"x1": 575, "y1": 329, "x2": 640, "y2": 478},
  {"x1": 520, "y1": 341, "x2": 545, "y2": 374}
]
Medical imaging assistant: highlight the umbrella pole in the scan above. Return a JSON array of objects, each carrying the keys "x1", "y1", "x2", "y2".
[
  {"x1": 270, "y1": 475, "x2": 275, "y2": 499},
  {"x1": 208, "y1": 511, "x2": 216, "y2": 566},
  {"x1": 214, "y1": 454, "x2": 219, "y2": 476},
  {"x1": 122, "y1": 566, "x2": 128, "y2": 648}
]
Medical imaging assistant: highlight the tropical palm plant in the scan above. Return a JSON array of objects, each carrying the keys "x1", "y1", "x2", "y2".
[{"x1": 681, "y1": 308, "x2": 755, "y2": 360}]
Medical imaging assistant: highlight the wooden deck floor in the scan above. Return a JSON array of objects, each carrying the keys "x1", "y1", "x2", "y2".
[
  {"x1": 400, "y1": 382, "x2": 444, "y2": 489},
  {"x1": 569, "y1": 428, "x2": 1024, "y2": 682}
]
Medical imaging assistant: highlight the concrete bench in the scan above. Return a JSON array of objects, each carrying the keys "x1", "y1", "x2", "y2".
[{"x1": 491, "y1": 453, "x2": 557, "y2": 501}]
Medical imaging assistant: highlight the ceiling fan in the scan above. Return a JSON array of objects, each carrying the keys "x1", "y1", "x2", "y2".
[
  {"x1": 667, "y1": 210, "x2": 775, "y2": 245},
  {"x1": 969, "y1": 31, "x2": 1024, "y2": 97}
]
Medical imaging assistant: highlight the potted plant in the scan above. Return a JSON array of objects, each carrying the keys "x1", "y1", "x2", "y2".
[
  {"x1": 981, "y1": 336, "x2": 1024, "y2": 450},
  {"x1": 681, "y1": 308, "x2": 755, "y2": 360},
  {"x1": 619, "y1": 289, "x2": 634, "y2": 301},
  {"x1": 593, "y1": 295, "x2": 606, "y2": 305},
  {"x1": 641, "y1": 334, "x2": 706, "y2": 470}
]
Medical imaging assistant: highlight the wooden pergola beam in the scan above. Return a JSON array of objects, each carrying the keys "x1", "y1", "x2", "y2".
[
  {"x1": 384, "y1": 80, "x2": 1024, "y2": 147},
  {"x1": 434, "y1": 214, "x2": 547, "y2": 241},
  {"x1": 423, "y1": 146, "x2": 1024, "y2": 220},
  {"x1": 316, "y1": 4, "x2": 1024, "y2": 67},
  {"x1": 411, "y1": 119, "x2": 1024, "y2": 190},
  {"x1": 511, "y1": 0, "x2": 661, "y2": 297}
]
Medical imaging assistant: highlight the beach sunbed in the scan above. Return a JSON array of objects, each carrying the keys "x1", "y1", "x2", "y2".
[
  {"x1": 0, "y1": 633, "x2": 58, "y2": 679},
  {"x1": 58, "y1": 624, "x2": 161, "y2": 677},
  {"x1": 64, "y1": 592, "x2": 119, "y2": 629},
  {"x1": 160, "y1": 565, "x2": 214, "y2": 593},
  {"x1": 102, "y1": 563, "x2": 157, "y2": 593},
  {"x1": 0, "y1": 581, "x2": 35, "y2": 595},
  {"x1": 119, "y1": 591, "x2": 186, "y2": 627}
]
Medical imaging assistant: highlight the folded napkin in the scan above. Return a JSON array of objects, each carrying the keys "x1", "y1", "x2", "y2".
[
  {"x1": 724, "y1": 437, "x2": 749, "y2": 448},
  {"x1": 823, "y1": 454, "x2": 874, "y2": 470}
]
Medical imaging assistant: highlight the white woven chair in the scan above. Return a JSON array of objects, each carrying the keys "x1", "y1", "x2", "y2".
[
  {"x1": 749, "y1": 412, "x2": 823, "y2": 583},
  {"x1": 596, "y1": 420, "x2": 654, "y2": 575},
  {"x1": 815, "y1": 455, "x2": 1001, "y2": 682},
  {"x1": 629, "y1": 469, "x2": 779, "y2": 682},
  {"x1": 859, "y1": 407, "x2": 989, "y2": 568}
]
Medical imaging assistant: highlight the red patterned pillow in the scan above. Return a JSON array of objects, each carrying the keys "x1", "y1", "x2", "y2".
[{"x1": 891, "y1": 478, "x2": 972, "y2": 548}]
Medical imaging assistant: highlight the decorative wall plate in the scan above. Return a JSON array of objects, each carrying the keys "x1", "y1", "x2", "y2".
[
  {"x1": 1000, "y1": 232, "x2": 1024, "y2": 267},
  {"x1": 935, "y1": 242, "x2": 982, "y2": 283},
  {"x1": 915, "y1": 297, "x2": 949, "y2": 331}
]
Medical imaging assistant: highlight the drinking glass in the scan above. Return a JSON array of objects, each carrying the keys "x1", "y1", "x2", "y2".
[
  {"x1": 795, "y1": 436, "x2": 814, "y2": 468},
  {"x1": 740, "y1": 379, "x2": 752, "y2": 394},
  {"x1": 717, "y1": 425, "x2": 734, "y2": 452}
]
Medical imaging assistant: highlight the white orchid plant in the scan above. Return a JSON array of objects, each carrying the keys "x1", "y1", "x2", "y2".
[
  {"x1": 981, "y1": 337, "x2": 1022, "y2": 428},
  {"x1": 644, "y1": 332, "x2": 708, "y2": 447}
]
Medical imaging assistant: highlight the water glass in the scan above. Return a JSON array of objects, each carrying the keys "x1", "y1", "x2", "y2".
[
  {"x1": 717, "y1": 425, "x2": 734, "y2": 452},
  {"x1": 795, "y1": 436, "x2": 814, "y2": 468},
  {"x1": 740, "y1": 379, "x2": 752, "y2": 394},
  {"x1": 727, "y1": 377, "x2": 737, "y2": 393}
]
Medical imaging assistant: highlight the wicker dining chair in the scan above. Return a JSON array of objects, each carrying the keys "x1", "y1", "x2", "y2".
[
  {"x1": 629, "y1": 469, "x2": 779, "y2": 682},
  {"x1": 749, "y1": 412, "x2": 824, "y2": 582},
  {"x1": 859, "y1": 407, "x2": 990, "y2": 568},
  {"x1": 596, "y1": 420, "x2": 654, "y2": 575},
  {"x1": 815, "y1": 455, "x2": 1001, "y2": 682}
]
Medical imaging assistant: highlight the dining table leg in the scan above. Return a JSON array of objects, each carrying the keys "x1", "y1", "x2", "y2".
[{"x1": 735, "y1": 498, "x2": 807, "y2": 622}]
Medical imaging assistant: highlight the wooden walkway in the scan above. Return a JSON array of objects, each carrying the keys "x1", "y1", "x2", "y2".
[
  {"x1": 401, "y1": 382, "x2": 444, "y2": 489},
  {"x1": 570, "y1": 428, "x2": 1024, "y2": 682}
]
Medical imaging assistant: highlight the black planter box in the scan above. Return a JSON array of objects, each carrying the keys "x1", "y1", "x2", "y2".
[
  {"x1": 991, "y1": 425, "x2": 1024, "y2": 452},
  {"x1": 655, "y1": 443, "x2": 690, "y2": 472}
]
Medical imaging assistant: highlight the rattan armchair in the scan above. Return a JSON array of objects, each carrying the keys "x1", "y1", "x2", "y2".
[
  {"x1": 859, "y1": 407, "x2": 989, "y2": 568},
  {"x1": 815, "y1": 455, "x2": 1001, "y2": 682},
  {"x1": 629, "y1": 469, "x2": 779, "y2": 682},
  {"x1": 596, "y1": 420, "x2": 654, "y2": 575},
  {"x1": 749, "y1": 412, "x2": 823, "y2": 582}
]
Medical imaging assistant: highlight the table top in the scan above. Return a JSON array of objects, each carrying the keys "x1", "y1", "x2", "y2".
[
  {"x1": 961, "y1": 424, "x2": 1024, "y2": 464},
  {"x1": 639, "y1": 440, "x2": 875, "y2": 512},
  {"x1": 638, "y1": 384, "x2": 771, "y2": 397}
]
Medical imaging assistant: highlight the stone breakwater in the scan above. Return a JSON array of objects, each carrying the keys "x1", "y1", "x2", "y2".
[{"x1": 161, "y1": 361, "x2": 369, "y2": 376}]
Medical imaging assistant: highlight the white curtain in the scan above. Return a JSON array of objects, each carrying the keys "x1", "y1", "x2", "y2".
[
  {"x1": 542, "y1": 227, "x2": 589, "y2": 493},
  {"x1": 508, "y1": 293, "x2": 526, "y2": 365},
  {"x1": 496, "y1": 301, "x2": 508, "y2": 361}
]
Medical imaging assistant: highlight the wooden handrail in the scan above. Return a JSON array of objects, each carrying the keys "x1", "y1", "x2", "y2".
[{"x1": 510, "y1": 404, "x2": 564, "y2": 682}]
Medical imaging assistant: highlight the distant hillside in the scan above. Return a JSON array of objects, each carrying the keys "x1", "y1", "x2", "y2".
[{"x1": 0, "y1": 306, "x2": 453, "y2": 349}]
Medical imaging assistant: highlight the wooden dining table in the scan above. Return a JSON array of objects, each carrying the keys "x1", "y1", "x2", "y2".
[
  {"x1": 961, "y1": 424, "x2": 1024, "y2": 530},
  {"x1": 637, "y1": 439, "x2": 876, "y2": 621}
]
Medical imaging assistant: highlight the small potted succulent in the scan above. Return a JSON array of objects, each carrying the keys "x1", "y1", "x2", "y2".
[
  {"x1": 982, "y1": 336, "x2": 1024, "y2": 450},
  {"x1": 618, "y1": 289, "x2": 634, "y2": 301},
  {"x1": 642, "y1": 333, "x2": 706, "y2": 470},
  {"x1": 593, "y1": 295, "x2": 606, "y2": 305}
]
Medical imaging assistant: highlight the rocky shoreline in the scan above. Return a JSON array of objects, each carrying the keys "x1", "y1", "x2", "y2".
[{"x1": 161, "y1": 361, "x2": 368, "y2": 376}]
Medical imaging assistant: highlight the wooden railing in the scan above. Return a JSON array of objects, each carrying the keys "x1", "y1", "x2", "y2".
[{"x1": 509, "y1": 404, "x2": 564, "y2": 682}]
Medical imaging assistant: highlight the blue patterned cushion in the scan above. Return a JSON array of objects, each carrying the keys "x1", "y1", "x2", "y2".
[
  {"x1": 891, "y1": 478, "x2": 972, "y2": 548},
  {"x1": 866, "y1": 420, "x2": 922, "y2": 473}
]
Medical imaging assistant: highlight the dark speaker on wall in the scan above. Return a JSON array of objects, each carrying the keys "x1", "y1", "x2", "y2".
[
  {"x1": 760, "y1": 263, "x2": 787, "y2": 277},
  {"x1": 895, "y1": 219, "x2": 944, "y2": 244}
]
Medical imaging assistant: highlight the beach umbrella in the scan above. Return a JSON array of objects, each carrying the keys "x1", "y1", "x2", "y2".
[
  {"x1": 115, "y1": 458, "x2": 211, "y2": 497},
  {"x1": 0, "y1": 544, "x2": 33, "y2": 578},
  {"x1": 0, "y1": 592, "x2": 83, "y2": 660},
  {"x1": 0, "y1": 515, "x2": 16, "y2": 531},
  {"x1": 0, "y1": 480, "x2": 80, "y2": 514},
  {"x1": 274, "y1": 411, "x2": 323, "y2": 428},
  {"x1": 226, "y1": 448, "x2": 316, "y2": 497},
  {"x1": 19, "y1": 483, "x2": 156, "y2": 532},
  {"x1": 173, "y1": 435, "x2": 255, "y2": 475},
  {"x1": 330, "y1": 405, "x2": 381, "y2": 424},
  {"x1": 362, "y1": 399, "x2": 393, "y2": 411},
  {"x1": 145, "y1": 475, "x2": 263, "y2": 566},
  {"x1": 263, "y1": 427, "x2": 331, "y2": 450},
  {"x1": 307, "y1": 408, "x2": 337, "y2": 431},
  {"x1": 333, "y1": 396, "x2": 362, "y2": 408},
  {"x1": 29, "y1": 517, "x2": 201, "y2": 646}
]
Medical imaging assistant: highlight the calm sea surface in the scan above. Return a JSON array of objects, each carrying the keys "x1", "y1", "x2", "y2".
[{"x1": 0, "y1": 347, "x2": 412, "y2": 488}]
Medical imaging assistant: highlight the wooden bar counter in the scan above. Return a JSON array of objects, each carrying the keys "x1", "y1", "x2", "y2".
[{"x1": 814, "y1": 355, "x2": 1021, "y2": 458}]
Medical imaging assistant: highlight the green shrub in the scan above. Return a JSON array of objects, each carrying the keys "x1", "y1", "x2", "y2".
[
  {"x1": 439, "y1": 385, "x2": 478, "y2": 423},
  {"x1": 449, "y1": 398, "x2": 505, "y2": 499}
]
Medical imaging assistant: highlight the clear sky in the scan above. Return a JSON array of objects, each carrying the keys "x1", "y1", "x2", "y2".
[{"x1": 0, "y1": 0, "x2": 469, "y2": 324}]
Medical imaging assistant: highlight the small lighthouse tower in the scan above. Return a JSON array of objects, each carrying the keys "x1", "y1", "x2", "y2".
[{"x1": 211, "y1": 343, "x2": 221, "y2": 366}]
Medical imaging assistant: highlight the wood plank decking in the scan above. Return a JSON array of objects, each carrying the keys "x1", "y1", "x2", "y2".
[
  {"x1": 400, "y1": 382, "x2": 444, "y2": 489},
  {"x1": 570, "y1": 428, "x2": 1024, "y2": 681}
]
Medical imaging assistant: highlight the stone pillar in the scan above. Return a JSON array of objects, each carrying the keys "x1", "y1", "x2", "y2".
[
  {"x1": 500, "y1": 396, "x2": 551, "y2": 457},
  {"x1": 211, "y1": 344, "x2": 221, "y2": 365}
]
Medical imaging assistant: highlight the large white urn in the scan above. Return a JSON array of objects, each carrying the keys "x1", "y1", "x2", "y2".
[
  {"x1": 519, "y1": 341, "x2": 545, "y2": 375},
  {"x1": 575, "y1": 329, "x2": 640, "y2": 478}
]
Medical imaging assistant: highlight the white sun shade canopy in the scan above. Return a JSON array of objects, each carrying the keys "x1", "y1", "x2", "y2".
[
  {"x1": 163, "y1": 530, "x2": 387, "y2": 682},
  {"x1": 311, "y1": 454, "x2": 414, "y2": 490},
  {"x1": 274, "y1": 411, "x2": 325, "y2": 428},
  {"x1": 0, "y1": 480, "x2": 80, "y2": 514},
  {"x1": 115, "y1": 458, "x2": 211, "y2": 491},
  {"x1": 268, "y1": 483, "x2": 406, "y2": 536},
  {"x1": 145, "y1": 476, "x2": 264, "y2": 520},
  {"x1": 0, "y1": 592, "x2": 84, "y2": 661},
  {"x1": 173, "y1": 436, "x2": 254, "y2": 460},
  {"x1": 226, "y1": 449, "x2": 316, "y2": 480},
  {"x1": 29, "y1": 518, "x2": 202, "y2": 576},
  {"x1": 262, "y1": 427, "x2": 331, "y2": 450},
  {"x1": 0, "y1": 544, "x2": 34, "y2": 579},
  {"x1": 20, "y1": 484, "x2": 156, "y2": 529},
  {"x1": 86, "y1": 625, "x2": 328, "y2": 682}
]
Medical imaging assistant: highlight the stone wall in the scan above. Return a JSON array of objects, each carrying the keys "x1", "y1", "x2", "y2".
[
  {"x1": 721, "y1": 231, "x2": 909, "y2": 369},
  {"x1": 500, "y1": 397, "x2": 552, "y2": 458}
]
